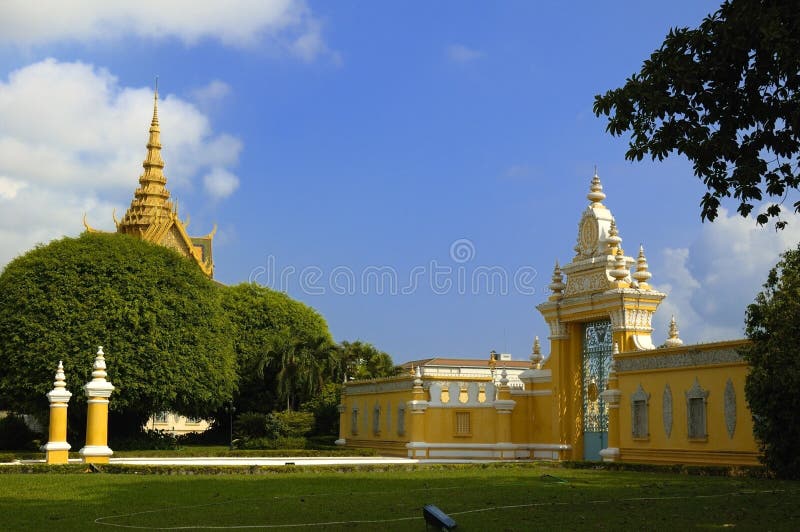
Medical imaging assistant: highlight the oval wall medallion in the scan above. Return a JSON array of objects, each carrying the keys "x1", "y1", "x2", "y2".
[
  {"x1": 724, "y1": 378, "x2": 736, "y2": 439},
  {"x1": 663, "y1": 383, "x2": 673, "y2": 439}
]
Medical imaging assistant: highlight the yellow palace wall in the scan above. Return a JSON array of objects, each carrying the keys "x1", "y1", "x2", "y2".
[
  {"x1": 613, "y1": 340, "x2": 758, "y2": 466},
  {"x1": 338, "y1": 375, "x2": 415, "y2": 456}
]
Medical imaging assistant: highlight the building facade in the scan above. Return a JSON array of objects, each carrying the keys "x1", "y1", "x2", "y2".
[{"x1": 337, "y1": 174, "x2": 759, "y2": 465}]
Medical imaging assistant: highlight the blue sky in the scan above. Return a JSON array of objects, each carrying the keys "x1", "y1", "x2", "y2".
[{"x1": 1, "y1": 1, "x2": 797, "y2": 364}]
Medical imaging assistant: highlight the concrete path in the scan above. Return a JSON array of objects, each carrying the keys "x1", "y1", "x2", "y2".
[{"x1": 3, "y1": 456, "x2": 504, "y2": 466}]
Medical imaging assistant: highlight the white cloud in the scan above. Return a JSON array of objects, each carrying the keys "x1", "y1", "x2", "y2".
[
  {"x1": 203, "y1": 168, "x2": 240, "y2": 200},
  {"x1": 446, "y1": 44, "x2": 486, "y2": 64},
  {"x1": 0, "y1": 0, "x2": 334, "y2": 61},
  {"x1": 0, "y1": 59, "x2": 242, "y2": 270},
  {"x1": 191, "y1": 80, "x2": 231, "y2": 107},
  {"x1": 651, "y1": 208, "x2": 800, "y2": 345}
]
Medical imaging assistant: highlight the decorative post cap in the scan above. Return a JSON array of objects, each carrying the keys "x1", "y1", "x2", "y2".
[
  {"x1": 632, "y1": 244, "x2": 653, "y2": 289},
  {"x1": 84, "y1": 346, "x2": 115, "y2": 397},
  {"x1": 499, "y1": 367, "x2": 509, "y2": 387},
  {"x1": 46, "y1": 360, "x2": 72, "y2": 403},
  {"x1": 548, "y1": 261, "x2": 565, "y2": 300},
  {"x1": 665, "y1": 315, "x2": 684, "y2": 347},
  {"x1": 530, "y1": 336, "x2": 543, "y2": 369},
  {"x1": 413, "y1": 365, "x2": 423, "y2": 386}
]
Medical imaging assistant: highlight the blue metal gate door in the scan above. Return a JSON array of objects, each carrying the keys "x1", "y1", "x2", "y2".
[{"x1": 582, "y1": 320, "x2": 612, "y2": 461}]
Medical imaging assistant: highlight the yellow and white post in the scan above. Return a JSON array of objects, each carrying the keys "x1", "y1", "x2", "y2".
[
  {"x1": 79, "y1": 346, "x2": 115, "y2": 464},
  {"x1": 43, "y1": 361, "x2": 72, "y2": 464}
]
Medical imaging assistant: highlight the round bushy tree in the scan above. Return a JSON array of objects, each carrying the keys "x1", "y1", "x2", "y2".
[
  {"x1": 220, "y1": 283, "x2": 334, "y2": 413},
  {"x1": 0, "y1": 232, "x2": 236, "y2": 437},
  {"x1": 743, "y1": 243, "x2": 800, "y2": 478}
]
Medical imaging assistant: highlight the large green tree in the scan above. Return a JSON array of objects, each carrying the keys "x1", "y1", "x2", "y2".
[
  {"x1": 594, "y1": 0, "x2": 800, "y2": 229},
  {"x1": 339, "y1": 340, "x2": 399, "y2": 380},
  {"x1": 219, "y1": 283, "x2": 334, "y2": 413},
  {"x1": 0, "y1": 233, "x2": 237, "y2": 437},
  {"x1": 742, "y1": 244, "x2": 800, "y2": 478}
]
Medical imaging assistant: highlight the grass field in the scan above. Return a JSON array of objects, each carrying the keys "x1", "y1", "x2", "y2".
[{"x1": 0, "y1": 463, "x2": 797, "y2": 530}]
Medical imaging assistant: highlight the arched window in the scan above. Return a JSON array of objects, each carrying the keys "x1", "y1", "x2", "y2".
[
  {"x1": 685, "y1": 378, "x2": 709, "y2": 440},
  {"x1": 631, "y1": 384, "x2": 650, "y2": 439},
  {"x1": 372, "y1": 403, "x2": 381, "y2": 435},
  {"x1": 351, "y1": 407, "x2": 359, "y2": 436},
  {"x1": 397, "y1": 404, "x2": 406, "y2": 436}
]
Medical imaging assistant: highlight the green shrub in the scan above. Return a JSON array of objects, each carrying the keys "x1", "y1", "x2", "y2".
[
  {"x1": 265, "y1": 411, "x2": 314, "y2": 438},
  {"x1": 236, "y1": 436, "x2": 307, "y2": 450},
  {"x1": 110, "y1": 429, "x2": 178, "y2": 451},
  {"x1": 233, "y1": 412, "x2": 269, "y2": 439}
]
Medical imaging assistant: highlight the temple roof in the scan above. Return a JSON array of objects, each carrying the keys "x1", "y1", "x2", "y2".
[{"x1": 84, "y1": 84, "x2": 215, "y2": 277}]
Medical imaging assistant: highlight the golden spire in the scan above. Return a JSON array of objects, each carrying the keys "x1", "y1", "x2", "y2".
[{"x1": 117, "y1": 81, "x2": 174, "y2": 235}]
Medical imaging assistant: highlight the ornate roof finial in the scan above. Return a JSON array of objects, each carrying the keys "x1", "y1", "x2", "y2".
[
  {"x1": 632, "y1": 244, "x2": 653, "y2": 289},
  {"x1": 605, "y1": 219, "x2": 622, "y2": 254},
  {"x1": 610, "y1": 248, "x2": 629, "y2": 286},
  {"x1": 118, "y1": 81, "x2": 172, "y2": 235},
  {"x1": 665, "y1": 315, "x2": 684, "y2": 347},
  {"x1": 549, "y1": 261, "x2": 566, "y2": 300},
  {"x1": 530, "y1": 336, "x2": 543, "y2": 369},
  {"x1": 587, "y1": 168, "x2": 606, "y2": 205}
]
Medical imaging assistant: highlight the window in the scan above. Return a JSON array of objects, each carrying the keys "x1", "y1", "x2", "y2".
[
  {"x1": 685, "y1": 378, "x2": 709, "y2": 441},
  {"x1": 154, "y1": 412, "x2": 168, "y2": 424},
  {"x1": 351, "y1": 407, "x2": 359, "y2": 436},
  {"x1": 372, "y1": 403, "x2": 381, "y2": 435},
  {"x1": 631, "y1": 384, "x2": 650, "y2": 439},
  {"x1": 454, "y1": 411, "x2": 471, "y2": 436},
  {"x1": 185, "y1": 417, "x2": 202, "y2": 425},
  {"x1": 397, "y1": 404, "x2": 406, "y2": 436}
]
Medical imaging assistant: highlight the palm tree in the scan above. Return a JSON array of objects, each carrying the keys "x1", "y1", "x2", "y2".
[{"x1": 255, "y1": 328, "x2": 336, "y2": 410}]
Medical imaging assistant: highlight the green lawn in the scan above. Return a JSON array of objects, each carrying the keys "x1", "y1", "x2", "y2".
[{"x1": 0, "y1": 464, "x2": 797, "y2": 530}]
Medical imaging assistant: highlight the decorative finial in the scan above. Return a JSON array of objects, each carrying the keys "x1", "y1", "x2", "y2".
[
  {"x1": 530, "y1": 336, "x2": 543, "y2": 369},
  {"x1": 54, "y1": 360, "x2": 67, "y2": 390},
  {"x1": 587, "y1": 169, "x2": 606, "y2": 205},
  {"x1": 610, "y1": 248, "x2": 629, "y2": 282},
  {"x1": 665, "y1": 315, "x2": 684, "y2": 347},
  {"x1": 632, "y1": 244, "x2": 652, "y2": 289},
  {"x1": 605, "y1": 219, "x2": 622, "y2": 254},
  {"x1": 499, "y1": 367, "x2": 509, "y2": 387},
  {"x1": 549, "y1": 261, "x2": 566, "y2": 300},
  {"x1": 413, "y1": 365, "x2": 423, "y2": 386},
  {"x1": 91, "y1": 346, "x2": 107, "y2": 381},
  {"x1": 613, "y1": 342, "x2": 620, "y2": 355},
  {"x1": 151, "y1": 81, "x2": 159, "y2": 127}
]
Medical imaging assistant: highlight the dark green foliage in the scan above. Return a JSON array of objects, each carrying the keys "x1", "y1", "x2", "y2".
[
  {"x1": 264, "y1": 410, "x2": 314, "y2": 438},
  {"x1": 301, "y1": 382, "x2": 343, "y2": 437},
  {"x1": 235, "y1": 436, "x2": 308, "y2": 450},
  {"x1": 742, "y1": 244, "x2": 800, "y2": 478},
  {"x1": 594, "y1": 0, "x2": 800, "y2": 229},
  {"x1": 0, "y1": 414, "x2": 43, "y2": 450},
  {"x1": 110, "y1": 429, "x2": 179, "y2": 451},
  {"x1": 0, "y1": 232, "x2": 236, "y2": 436},
  {"x1": 339, "y1": 340, "x2": 399, "y2": 380},
  {"x1": 233, "y1": 412, "x2": 269, "y2": 439},
  {"x1": 219, "y1": 284, "x2": 334, "y2": 413}
]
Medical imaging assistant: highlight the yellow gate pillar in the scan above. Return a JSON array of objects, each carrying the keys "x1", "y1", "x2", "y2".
[
  {"x1": 406, "y1": 366, "x2": 429, "y2": 459},
  {"x1": 599, "y1": 342, "x2": 621, "y2": 462},
  {"x1": 79, "y1": 346, "x2": 115, "y2": 464},
  {"x1": 494, "y1": 368, "x2": 517, "y2": 459},
  {"x1": 43, "y1": 361, "x2": 72, "y2": 464}
]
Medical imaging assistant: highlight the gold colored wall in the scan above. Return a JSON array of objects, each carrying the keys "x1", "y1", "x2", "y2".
[{"x1": 614, "y1": 340, "x2": 759, "y2": 465}]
